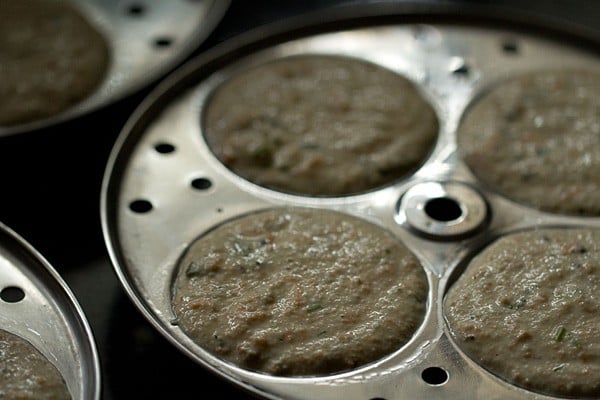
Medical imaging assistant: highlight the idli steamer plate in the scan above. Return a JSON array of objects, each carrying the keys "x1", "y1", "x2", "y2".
[
  {"x1": 101, "y1": 6, "x2": 600, "y2": 400},
  {"x1": 0, "y1": 222, "x2": 101, "y2": 400},
  {"x1": 0, "y1": 0, "x2": 231, "y2": 137}
]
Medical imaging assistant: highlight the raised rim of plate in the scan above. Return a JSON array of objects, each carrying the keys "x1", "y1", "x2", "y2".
[{"x1": 0, "y1": 221, "x2": 101, "y2": 400}]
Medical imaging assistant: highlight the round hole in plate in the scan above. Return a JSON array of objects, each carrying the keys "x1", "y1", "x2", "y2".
[
  {"x1": 1, "y1": 286, "x2": 25, "y2": 303},
  {"x1": 129, "y1": 199, "x2": 153, "y2": 213},
  {"x1": 127, "y1": 3, "x2": 145, "y2": 16},
  {"x1": 154, "y1": 142, "x2": 176, "y2": 154},
  {"x1": 398, "y1": 181, "x2": 488, "y2": 240},
  {"x1": 452, "y1": 63, "x2": 470, "y2": 76},
  {"x1": 422, "y1": 366, "x2": 449, "y2": 385},
  {"x1": 502, "y1": 39, "x2": 520, "y2": 54},
  {"x1": 425, "y1": 197, "x2": 462, "y2": 222},
  {"x1": 154, "y1": 37, "x2": 174, "y2": 48},
  {"x1": 191, "y1": 177, "x2": 212, "y2": 190}
]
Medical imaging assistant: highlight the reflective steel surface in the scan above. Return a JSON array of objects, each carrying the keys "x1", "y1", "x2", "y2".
[
  {"x1": 0, "y1": 2, "x2": 598, "y2": 399},
  {"x1": 102, "y1": 8, "x2": 599, "y2": 400},
  {"x1": 0, "y1": 222, "x2": 100, "y2": 400}
]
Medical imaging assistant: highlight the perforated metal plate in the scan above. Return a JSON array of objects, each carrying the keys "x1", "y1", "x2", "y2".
[
  {"x1": 0, "y1": 222, "x2": 100, "y2": 400},
  {"x1": 101, "y1": 8, "x2": 600, "y2": 400},
  {"x1": 0, "y1": 0, "x2": 230, "y2": 136}
]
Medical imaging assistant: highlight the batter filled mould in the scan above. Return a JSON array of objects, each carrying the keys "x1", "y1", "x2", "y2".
[
  {"x1": 170, "y1": 206, "x2": 429, "y2": 377},
  {"x1": 443, "y1": 226, "x2": 600, "y2": 398},
  {"x1": 0, "y1": 0, "x2": 230, "y2": 136},
  {"x1": 102, "y1": 9, "x2": 600, "y2": 400},
  {"x1": 0, "y1": 329, "x2": 71, "y2": 399},
  {"x1": 201, "y1": 54, "x2": 440, "y2": 196},
  {"x1": 0, "y1": 0, "x2": 109, "y2": 128},
  {"x1": 456, "y1": 69, "x2": 600, "y2": 217}
]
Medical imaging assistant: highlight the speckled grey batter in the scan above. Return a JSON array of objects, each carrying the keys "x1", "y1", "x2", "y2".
[
  {"x1": 445, "y1": 228, "x2": 600, "y2": 397},
  {"x1": 457, "y1": 69, "x2": 600, "y2": 216},
  {"x1": 0, "y1": 329, "x2": 71, "y2": 399},
  {"x1": 0, "y1": 0, "x2": 109, "y2": 126},
  {"x1": 172, "y1": 208, "x2": 428, "y2": 376},
  {"x1": 203, "y1": 55, "x2": 439, "y2": 196}
]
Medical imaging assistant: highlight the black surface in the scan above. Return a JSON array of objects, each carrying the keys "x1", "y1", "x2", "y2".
[{"x1": 0, "y1": 1, "x2": 597, "y2": 399}]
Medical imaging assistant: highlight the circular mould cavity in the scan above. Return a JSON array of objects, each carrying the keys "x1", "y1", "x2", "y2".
[
  {"x1": 202, "y1": 54, "x2": 439, "y2": 196},
  {"x1": 0, "y1": 329, "x2": 71, "y2": 399},
  {"x1": 457, "y1": 69, "x2": 600, "y2": 216},
  {"x1": 444, "y1": 227, "x2": 600, "y2": 398},
  {"x1": 0, "y1": 286, "x2": 25, "y2": 303},
  {"x1": 421, "y1": 366, "x2": 449, "y2": 385},
  {"x1": 171, "y1": 207, "x2": 428, "y2": 376},
  {"x1": 398, "y1": 181, "x2": 488, "y2": 240}
]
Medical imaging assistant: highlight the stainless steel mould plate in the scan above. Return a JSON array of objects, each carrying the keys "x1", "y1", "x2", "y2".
[
  {"x1": 0, "y1": 0, "x2": 231, "y2": 136},
  {"x1": 101, "y1": 8, "x2": 600, "y2": 400},
  {"x1": 0, "y1": 222, "x2": 100, "y2": 400}
]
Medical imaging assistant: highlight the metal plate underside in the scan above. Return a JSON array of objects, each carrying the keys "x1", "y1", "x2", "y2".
[
  {"x1": 101, "y1": 11, "x2": 600, "y2": 400},
  {"x1": 0, "y1": 222, "x2": 100, "y2": 400},
  {"x1": 0, "y1": 0, "x2": 231, "y2": 136}
]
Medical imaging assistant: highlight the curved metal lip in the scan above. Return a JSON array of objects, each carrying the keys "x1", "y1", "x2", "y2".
[
  {"x1": 0, "y1": 221, "x2": 101, "y2": 400},
  {"x1": 100, "y1": 3, "x2": 600, "y2": 399},
  {"x1": 0, "y1": 0, "x2": 231, "y2": 138}
]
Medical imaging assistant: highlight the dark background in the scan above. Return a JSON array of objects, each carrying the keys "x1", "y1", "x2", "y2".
[{"x1": 0, "y1": 1, "x2": 597, "y2": 398}]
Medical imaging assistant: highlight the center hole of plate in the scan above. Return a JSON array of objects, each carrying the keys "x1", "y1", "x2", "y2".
[{"x1": 424, "y1": 197, "x2": 462, "y2": 222}]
